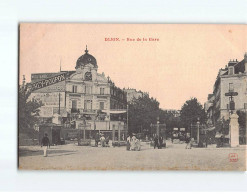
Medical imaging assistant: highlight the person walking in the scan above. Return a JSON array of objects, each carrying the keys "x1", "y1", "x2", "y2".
[
  {"x1": 41, "y1": 133, "x2": 50, "y2": 157},
  {"x1": 126, "y1": 135, "x2": 131, "y2": 151},
  {"x1": 105, "y1": 136, "x2": 110, "y2": 147},
  {"x1": 95, "y1": 133, "x2": 99, "y2": 147},
  {"x1": 185, "y1": 134, "x2": 191, "y2": 149},
  {"x1": 130, "y1": 134, "x2": 137, "y2": 151},
  {"x1": 100, "y1": 134, "x2": 105, "y2": 147},
  {"x1": 158, "y1": 136, "x2": 163, "y2": 149},
  {"x1": 154, "y1": 134, "x2": 159, "y2": 149}
]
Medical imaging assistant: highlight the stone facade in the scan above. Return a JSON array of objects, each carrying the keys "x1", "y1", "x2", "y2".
[
  {"x1": 123, "y1": 88, "x2": 146, "y2": 103},
  {"x1": 205, "y1": 53, "x2": 247, "y2": 122},
  {"x1": 29, "y1": 47, "x2": 127, "y2": 132}
]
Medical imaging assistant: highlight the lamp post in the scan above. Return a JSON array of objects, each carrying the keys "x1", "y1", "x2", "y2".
[
  {"x1": 118, "y1": 116, "x2": 121, "y2": 145},
  {"x1": 225, "y1": 91, "x2": 239, "y2": 147},
  {"x1": 245, "y1": 108, "x2": 247, "y2": 145},
  {"x1": 197, "y1": 117, "x2": 200, "y2": 144},
  {"x1": 127, "y1": 104, "x2": 129, "y2": 134},
  {"x1": 156, "y1": 117, "x2": 160, "y2": 137}
]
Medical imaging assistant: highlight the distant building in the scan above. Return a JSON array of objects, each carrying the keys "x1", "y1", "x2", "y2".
[
  {"x1": 204, "y1": 94, "x2": 215, "y2": 125},
  {"x1": 162, "y1": 109, "x2": 181, "y2": 118},
  {"x1": 123, "y1": 88, "x2": 147, "y2": 103},
  {"x1": 205, "y1": 53, "x2": 247, "y2": 122},
  {"x1": 28, "y1": 47, "x2": 127, "y2": 135}
]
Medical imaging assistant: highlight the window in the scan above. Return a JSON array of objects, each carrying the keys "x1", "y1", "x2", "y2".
[
  {"x1": 72, "y1": 85, "x2": 77, "y2": 93},
  {"x1": 85, "y1": 86, "x2": 92, "y2": 94},
  {"x1": 100, "y1": 102, "x2": 104, "y2": 110},
  {"x1": 72, "y1": 100, "x2": 77, "y2": 112},
  {"x1": 229, "y1": 83, "x2": 234, "y2": 92},
  {"x1": 84, "y1": 100, "x2": 92, "y2": 110},
  {"x1": 100, "y1": 88, "x2": 105, "y2": 95},
  {"x1": 229, "y1": 67, "x2": 234, "y2": 75},
  {"x1": 244, "y1": 103, "x2": 247, "y2": 109}
]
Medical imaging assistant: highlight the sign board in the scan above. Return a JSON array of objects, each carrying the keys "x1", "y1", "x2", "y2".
[
  {"x1": 180, "y1": 128, "x2": 186, "y2": 131},
  {"x1": 225, "y1": 92, "x2": 238, "y2": 96},
  {"x1": 31, "y1": 73, "x2": 66, "y2": 91},
  {"x1": 32, "y1": 81, "x2": 65, "y2": 93},
  {"x1": 31, "y1": 92, "x2": 65, "y2": 107}
]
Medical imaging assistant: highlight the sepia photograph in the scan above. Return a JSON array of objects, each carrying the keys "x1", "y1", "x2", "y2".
[{"x1": 18, "y1": 23, "x2": 247, "y2": 171}]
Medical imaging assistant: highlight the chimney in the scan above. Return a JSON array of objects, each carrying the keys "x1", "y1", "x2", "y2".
[
  {"x1": 228, "y1": 59, "x2": 238, "y2": 67},
  {"x1": 245, "y1": 52, "x2": 247, "y2": 73}
]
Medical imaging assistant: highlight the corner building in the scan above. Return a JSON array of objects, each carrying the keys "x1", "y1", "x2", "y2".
[{"x1": 29, "y1": 47, "x2": 127, "y2": 138}]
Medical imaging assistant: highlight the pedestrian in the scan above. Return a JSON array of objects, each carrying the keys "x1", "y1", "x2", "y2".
[
  {"x1": 95, "y1": 133, "x2": 99, "y2": 147},
  {"x1": 185, "y1": 134, "x2": 191, "y2": 149},
  {"x1": 105, "y1": 136, "x2": 110, "y2": 147},
  {"x1": 126, "y1": 134, "x2": 131, "y2": 151},
  {"x1": 100, "y1": 134, "x2": 105, "y2": 147},
  {"x1": 41, "y1": 133, "x2": 50, "y2": 157},
  {"x1": 220, "y1": 135, "x2": 224, "y2": 147},
  {"x1": 154, "y1": 134, "x2": 159, "y2": 149},
  {"x1": 130, "y1": 134, "x2": 137, "y2": 151},
  {"x1": 136, "y1": 138, "x2": 141, "y2": 151},
  {"x1": 158, "y1": 136, "x2": 163, "y2": 149}
]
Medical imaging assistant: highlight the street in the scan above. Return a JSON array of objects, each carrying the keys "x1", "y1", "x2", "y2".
[{"x1": 18, "y1": 140, "x2": 246, "y2": 171}]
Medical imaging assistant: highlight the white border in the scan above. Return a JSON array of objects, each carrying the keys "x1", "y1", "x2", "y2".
[{"x1": 0, "y1": 0, "x2": 247, "y2": 192}]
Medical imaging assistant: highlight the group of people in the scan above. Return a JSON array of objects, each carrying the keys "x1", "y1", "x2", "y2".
[
  {"x1": 95, "y1": 133, "x2": 110, "y2": 147},
  {"x1": 126, "y1": 134, "x2": 141, "y2": 151},
  {"x1": 153, "y1": 134, "x2": 165, "y2": 149}
]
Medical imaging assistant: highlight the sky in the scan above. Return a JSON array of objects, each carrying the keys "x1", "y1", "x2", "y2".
[{"x1": 19, "y1": 24, "x2": 246, "y2": 110}]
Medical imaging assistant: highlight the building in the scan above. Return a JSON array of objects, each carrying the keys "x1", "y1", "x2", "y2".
[
  {"x1": 28, "y1": 47, "x2": 127, "y2": 138},
  {"x1": 123, "y1": 88, "x2": 148, "y2": 103},
  {"x1": 161, "y1": 109, "x2": 181, "y2": 118},
  {"x1": 204, "y1": 94, "x2": 215, "y2": 125},
  {"x1": 206, "y1": 53, "x2": 247, "y2": 122}
]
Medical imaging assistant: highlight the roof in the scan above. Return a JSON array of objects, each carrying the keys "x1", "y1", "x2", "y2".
[
  {"x1": 222, "y1": 59, "x2": 245, "y2": 76},
  {"x1": 75, "y1": 47, "x2": 97, "y2": 69}
]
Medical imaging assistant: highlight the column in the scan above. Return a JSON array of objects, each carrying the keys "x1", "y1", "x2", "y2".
[{"x1": 229, "y1": 112, "x2": 239, "y2": 147}]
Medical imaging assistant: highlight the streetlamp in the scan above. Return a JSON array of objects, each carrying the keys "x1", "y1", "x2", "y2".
[
  {"x1": 118, "y1": 116, "x2": 121, "y2": 145},
  {"x1": 156, "y1": 117, "x2": 160, "y2": 137},
  {"x1": 197, "y1": 117, "x2": 200, "y2": 144}
]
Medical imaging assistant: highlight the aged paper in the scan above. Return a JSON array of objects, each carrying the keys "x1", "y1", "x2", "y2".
[{"x1": 18, "y1": 24, "x2": 246, "y2": 170}]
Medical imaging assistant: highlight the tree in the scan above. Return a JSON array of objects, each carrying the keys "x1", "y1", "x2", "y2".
[
  {"x1": 237, "y1": 110, "x2": 246, "y2": 144},
  {"x1": 180, "y1": 97, "x2": 206, "y2": 129},
  {"x1": 19, "y1": 84, "x2": 42, "y2": 135},
  {"x1": 236, "y1": 110, "x2": 246, "y2": 128},
  {"x1": 159, "y1": 109, "x2": 181, "y2": 137},
  {"x1": 128, "y1": 94, "x2": 160, "y2": 134}
]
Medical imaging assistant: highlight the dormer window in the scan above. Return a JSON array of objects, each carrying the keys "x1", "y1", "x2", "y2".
[{"x1": 228, "y1": 66, "x2": 234, "y2": 75}]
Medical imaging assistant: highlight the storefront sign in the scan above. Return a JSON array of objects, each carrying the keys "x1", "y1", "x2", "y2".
[
  {"x1": 31, "y1": 73, "x2": 66, "y2": 91},
  {"x1": 31, "y1": 92, "x2": 65, "y2": 107}
]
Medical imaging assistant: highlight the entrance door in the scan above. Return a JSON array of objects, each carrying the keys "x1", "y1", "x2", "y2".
[{"x1": 52, "y1": 127, "x2": 61, "y2": 145}]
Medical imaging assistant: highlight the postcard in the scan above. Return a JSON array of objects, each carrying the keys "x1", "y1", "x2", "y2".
[{"x1": 18, "y1": 23, "x2": 246, "y2": 170}]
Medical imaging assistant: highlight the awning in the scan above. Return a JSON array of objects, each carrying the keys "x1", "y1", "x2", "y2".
[
  {"x1": 204, "y1": 127, "x2": 216, "y2": 131},
  {"x1": 102, "y1": 109, "x2": 127, "y2": 114}
]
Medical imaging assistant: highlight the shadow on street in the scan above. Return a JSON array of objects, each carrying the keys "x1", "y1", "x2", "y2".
[{"x1": 19, "y1": 148, "x2": 76, "y2": 157}]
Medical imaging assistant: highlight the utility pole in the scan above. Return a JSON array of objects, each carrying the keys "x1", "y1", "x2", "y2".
[
  {"x1": 127, "y1": 104, "x2": 129, "y2": 134},
  {"x1": 190, "y1": 123, "x2": 192, "y2": 138},
  {"x1": 197, "y1": 117, "x2": 200, "y2": 144},
  {"x1": 58, "y1": 92, "x2": 61, "y2": 115},
  {"x1": 157, "y1": 117, "x2": 160, "y2": 137}
]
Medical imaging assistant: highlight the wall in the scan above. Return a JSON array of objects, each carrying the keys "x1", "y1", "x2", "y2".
[{"x1": 220, "y1": 73, "x2": 247, "y2": 119}]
